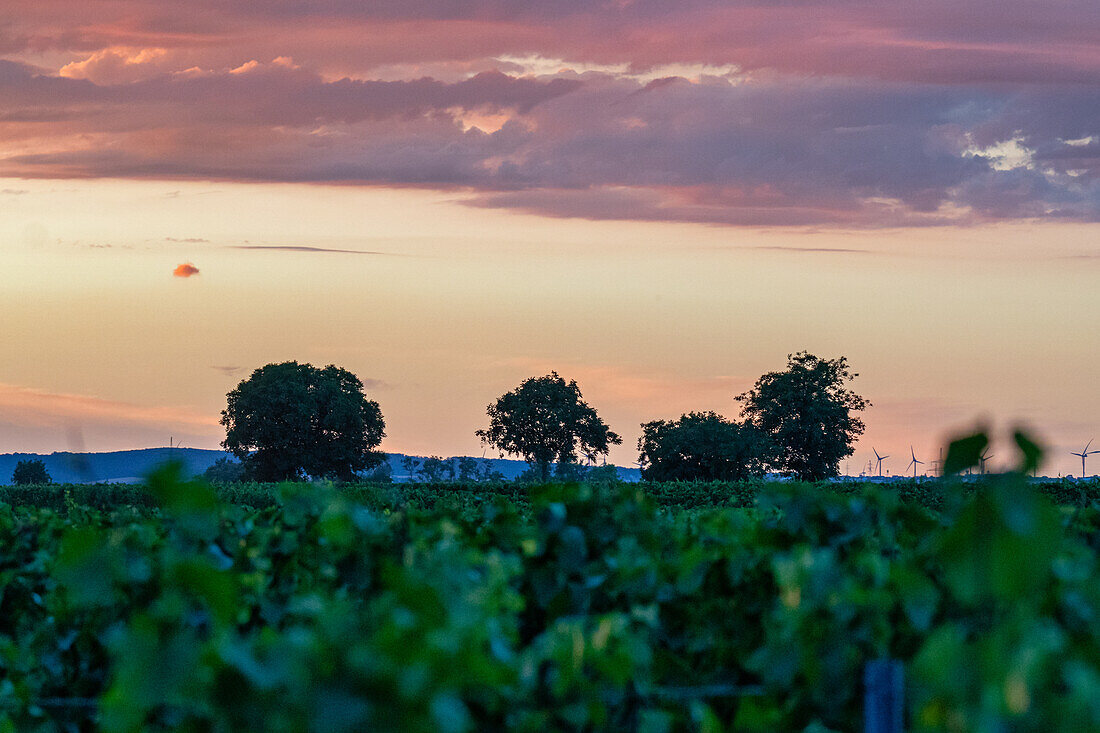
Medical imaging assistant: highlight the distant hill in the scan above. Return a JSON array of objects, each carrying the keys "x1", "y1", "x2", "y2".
[
  {"x1": 0, "y1": 448, "x2": 235, "y2": 484},
  {"x1": 0, "y1": 449, "x2": 641, "y2": 484}
]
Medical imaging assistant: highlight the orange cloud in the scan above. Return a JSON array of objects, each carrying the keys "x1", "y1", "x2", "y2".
[
  {"x1": 0, "y1": 382, "x2": 221, "y2": 453},
  {"x1": 0, "y1": 383, "x2": 216, "y2": 430},
  {"x1": 173, "y1": 262, "x2": 200, "y2": 277},
  {"x1": 59, "y1": 47, "x2": 175, "y2": 85}
]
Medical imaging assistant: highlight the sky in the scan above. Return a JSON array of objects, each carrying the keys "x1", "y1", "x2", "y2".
[{"x1": 1, "y1": 0, "x2": 1098, "y2": 476}]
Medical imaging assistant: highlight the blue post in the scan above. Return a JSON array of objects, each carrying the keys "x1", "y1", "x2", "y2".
[{"x1": 864, "y1": 658, "x2": 904, "y2": 733}]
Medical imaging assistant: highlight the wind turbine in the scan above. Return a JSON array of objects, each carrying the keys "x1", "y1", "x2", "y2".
[
  {"x1": 1071, "y1": 439, "x2": 1100, "y2": 478},
  {"x1": 979, "y1": 450, "x2": 994, "y2": 476},
  {"x1": 872, "y1": 448, "x2": 888, "y2": 477},
  {"x1": 907, "y1": 446, "x2": 924, "y2": 478}
]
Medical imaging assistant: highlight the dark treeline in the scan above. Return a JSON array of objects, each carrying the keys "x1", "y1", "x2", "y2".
[{"x1": 214, "y1": 351, "x2": 868, "y2": 484}]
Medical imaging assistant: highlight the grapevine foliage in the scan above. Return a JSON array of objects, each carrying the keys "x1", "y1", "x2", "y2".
[{"x1": 2, "y1": 433, "x2": 1100, "y2": 731}]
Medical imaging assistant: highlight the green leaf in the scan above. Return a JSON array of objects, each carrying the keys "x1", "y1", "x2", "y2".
[
  {"x1": 732, "y1": 697, "x2": 784, "y2": 732},
  {"x1": 689, "y1": 701, "x2": 723, "y2": 733},
  {"x1": 942, "y1": 431, "x2": 988, "y2": 475},
  {"x1": 54, "y1": 527, "x2": 118, "y2": 607},
  {"x1": 894, "y1": 566, "x2": 939, "y2": 631},
  {"x1": 557, "y1": 526, "x2": 588, "y2": 568},
  {"x1": 170, "y1": 557, "x2": 239, "y2": 623},
  {"x1": 1013, "y1": 429, "x2": 1044, "y2": 475},
  {"x1": 145, "y1": 461, "x2": 219, "y2": 514}
]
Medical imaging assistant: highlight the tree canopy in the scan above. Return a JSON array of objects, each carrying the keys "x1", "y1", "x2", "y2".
[
  {"x1": 638, "y1": 411, "x2": 768, "y2": 481},
  {"x1": 12, "y1": 459, "x2": 51, "y2": 485},
  {"x1": 736, "y1": 352, "x2": 868, "y2": 481},
  {"x1": 202, "y1": 457, "x2": 245, "y2": 483},
  {"x1": 221, "y1": 361, "x2": 385, "y2": 481},
  {"x1": 476, "y1": 372, "x2": 622, "y2": 481}
]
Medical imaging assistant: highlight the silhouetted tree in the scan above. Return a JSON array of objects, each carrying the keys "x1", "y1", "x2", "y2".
[
  {"x1": 476, "y1": 372, "x2": 622, "y2": 482},
  {"x1": 12, "y1": 459, "x2": 51, "y2": 485},
  {"x1": 553, "y1": 460, "x2": 589, "y2": 482},
  {"x1": 362, "y1": 461, "x2": 393, "y2": 483},
  {"x1": 202, "y1": 457, "x2": 245, "y2": 483},
  {"x1": 638, "y1": 411, "x2": 768, "y2": 481},
  {"x1": 456, "y1": 456, "x2": 480, "y2": 481},
  {"x1": 477, "y1": 460, "x2": 505, "y2": 482},
  {"x1": 736, "y1": 352, "x2": 868, "y2": 480},
  {"x1": 418, "y1": 456, "x2": 449, "y2": 482},
  {"x1": 221, "y1": 361, "x2": 385, "y2": 481},
  {"x1": 400, "y1": 455, "x2": 420, "y2": 479},
  {"x1": 585, "y1": 463, "x2": 621, "y2": 485}
]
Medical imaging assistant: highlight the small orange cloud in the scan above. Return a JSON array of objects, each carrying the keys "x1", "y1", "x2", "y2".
[{"x1": 173, "y1": 263, "x2": 200, "y2": 277}]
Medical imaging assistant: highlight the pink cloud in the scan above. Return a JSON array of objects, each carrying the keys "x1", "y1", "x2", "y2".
[
  {"x1": 0, "y1": 382, "x2": 220, "y2": 453},
  {"x1": 3, "y1": 1, "x2": 1096, "y2": 83},
  {"x1": 0, "y1": 1, "x2": 1097, "y2": 227},
  {"x1": 0, "y1": 382, "x2": 213, "y2": 428},
  {"x1": 59, "y1": 46, "x2": 175, "y2": 84}
]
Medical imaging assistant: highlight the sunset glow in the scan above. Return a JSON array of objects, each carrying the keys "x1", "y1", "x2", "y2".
[{"x1": 1, "y1": 1, "x2": 1098, "y2": 475}]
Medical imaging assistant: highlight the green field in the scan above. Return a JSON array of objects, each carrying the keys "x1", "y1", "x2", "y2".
[{"x1": 3, "y1": 469, "x2": 1100, "y2": 731}]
